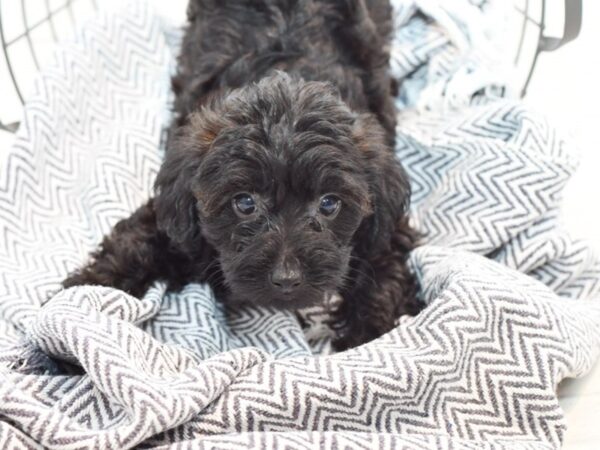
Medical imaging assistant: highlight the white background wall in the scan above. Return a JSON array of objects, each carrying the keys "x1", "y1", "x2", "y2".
[
  {"x1": 526, "y1": 0, "x2": 600, "y2": 250},
  {"x1": 525, "y1": 5, "x2": 600, "y2": 446}
]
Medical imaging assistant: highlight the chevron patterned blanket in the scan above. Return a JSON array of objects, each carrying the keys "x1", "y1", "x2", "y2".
[{"x1": 1, "y1": 1, "x2": 599, "y2": 449}]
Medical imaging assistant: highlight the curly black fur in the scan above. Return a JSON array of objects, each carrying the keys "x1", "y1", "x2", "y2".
[{"x1": 63, "y1": 0, "x2": 421, "y2": 350}]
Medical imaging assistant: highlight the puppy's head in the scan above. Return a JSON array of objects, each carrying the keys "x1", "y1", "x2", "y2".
[{"x1": 155, "y1": 73, "x2": 410, "y2": 308}]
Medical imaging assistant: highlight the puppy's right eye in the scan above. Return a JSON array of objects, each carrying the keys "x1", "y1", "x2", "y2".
[
  {"x1": 233, "y1": 193, "x2": 256, "y2": 215},
  {"x1": 318, "y1": 194, "x2": 341, "y2": 217}
]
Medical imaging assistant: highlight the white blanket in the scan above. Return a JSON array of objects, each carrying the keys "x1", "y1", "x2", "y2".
[{"x1": 0, "y1": 1, "x2": 598, "y2": 448}]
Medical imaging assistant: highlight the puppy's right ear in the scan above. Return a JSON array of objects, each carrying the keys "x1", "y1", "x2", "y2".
[{"x1": 154, "y1": 109, "x2": 228, "y2": 249}]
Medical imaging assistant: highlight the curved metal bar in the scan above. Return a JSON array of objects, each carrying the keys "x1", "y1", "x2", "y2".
[
  {"x1": 521, "y1": 0, "x2": 547, "y2": 96},
  {"x1": 539, "y1": 0, "x2": 582, "y2": 51},
  {"x1": 65, "y1": 0, "x2": 77, "y2": 27},
  {"x1": 21, "y1": 0, "x2": 41, "y2": 70},
  {"x1": 514, "y1": 0, "x2": 530, "y2": 66},
  {"x1": 0, "y1": 0, "x2": 25, "y2": 104},
  {"x1": 44, "y1": 0, "x2": 59, "y2": 42}
]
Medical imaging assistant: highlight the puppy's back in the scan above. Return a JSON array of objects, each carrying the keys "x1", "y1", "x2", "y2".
[{"x1": 171, "y1": 0, "x2": 396, "y2": 139}]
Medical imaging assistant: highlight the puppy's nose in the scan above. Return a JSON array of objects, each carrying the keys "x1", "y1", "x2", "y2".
[{"x1": 270, "y1": 260, "x2": 302, "y2": 293}]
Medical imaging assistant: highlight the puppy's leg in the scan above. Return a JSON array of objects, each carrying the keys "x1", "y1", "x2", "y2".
[
  {"x1": 333, "y1": 221, "x2": 421, "y2": 351},
  {"x1": 62, "y1": 199, "x2": 192, "y2": 298},
  {"x1": 335, "y1": 0, "x2": 389, "y2": 66},
  {"x1": 332, "y1": 0, "x2": 397, "y2": 142}
]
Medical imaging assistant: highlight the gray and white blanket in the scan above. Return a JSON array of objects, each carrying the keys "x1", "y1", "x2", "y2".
[{"x1": 1, "y1": 1, "x2": 599, "y2": 449}]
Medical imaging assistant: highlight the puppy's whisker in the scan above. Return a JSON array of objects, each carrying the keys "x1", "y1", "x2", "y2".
[
  {"x1": 349, "y1": 254, "x2": 376, "y2": 276},
  {"x1": 204, "y1": 266, "x2": 225, "y2": 287},
  {"x1": 344, "y1": 256, "x2": 378, "y2": 287},
  {"x1": 197, "y1": 258, "x2": 220, "y2": 280}
]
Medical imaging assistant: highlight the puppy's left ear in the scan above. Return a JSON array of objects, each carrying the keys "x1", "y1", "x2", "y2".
[
  {"x1": 154, "y1": 140, "x2": 202, "y2": 249},
  {"x1": 352, "y1": 114, "x2": 412, "y2": 253},
  {"x1": 154, "y1": 109, "x2": 228, "y2": 249}
]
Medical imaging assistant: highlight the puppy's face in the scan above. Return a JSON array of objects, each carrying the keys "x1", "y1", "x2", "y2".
[
  {"x1": 194, "y1": 110, "x2": 371, "y2": 308},
  {"x1": 155, "y1": 74, "x2": 410, "y2": 308}
]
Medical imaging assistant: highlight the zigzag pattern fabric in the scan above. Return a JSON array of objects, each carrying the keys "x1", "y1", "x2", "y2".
[{"x1": 1, "y1": 1, "x2": 599, "y2": 449}]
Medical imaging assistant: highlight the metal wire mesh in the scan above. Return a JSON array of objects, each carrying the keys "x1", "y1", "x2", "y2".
[
  {"x1": 2, "y1": 0, "x2": 96, "y2": 100},
  {"x1": 513, "y1": 0, "x2": 544, "y2": 93},
  {"x1": 0, "y1": 0, "x2": 97, "y2": 132},
  {"x1": 0, "y1": 0, "x2": 581, "y2": 133},
  {"x1": 513, "y1": 0, "x2": 582, "y2": 96}
]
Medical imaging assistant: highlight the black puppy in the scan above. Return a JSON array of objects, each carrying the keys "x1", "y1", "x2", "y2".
[{"x1": 63, "y1": 0, "x2": 420, "y2": 350}]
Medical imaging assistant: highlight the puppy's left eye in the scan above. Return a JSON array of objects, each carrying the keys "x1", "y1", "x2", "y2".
[
  {"x1": 233, "y1": 193, "x2": 256, "y2": 215},
  {"x1": 318, "y1": 195, "x2": 341, "y2": 217}
]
